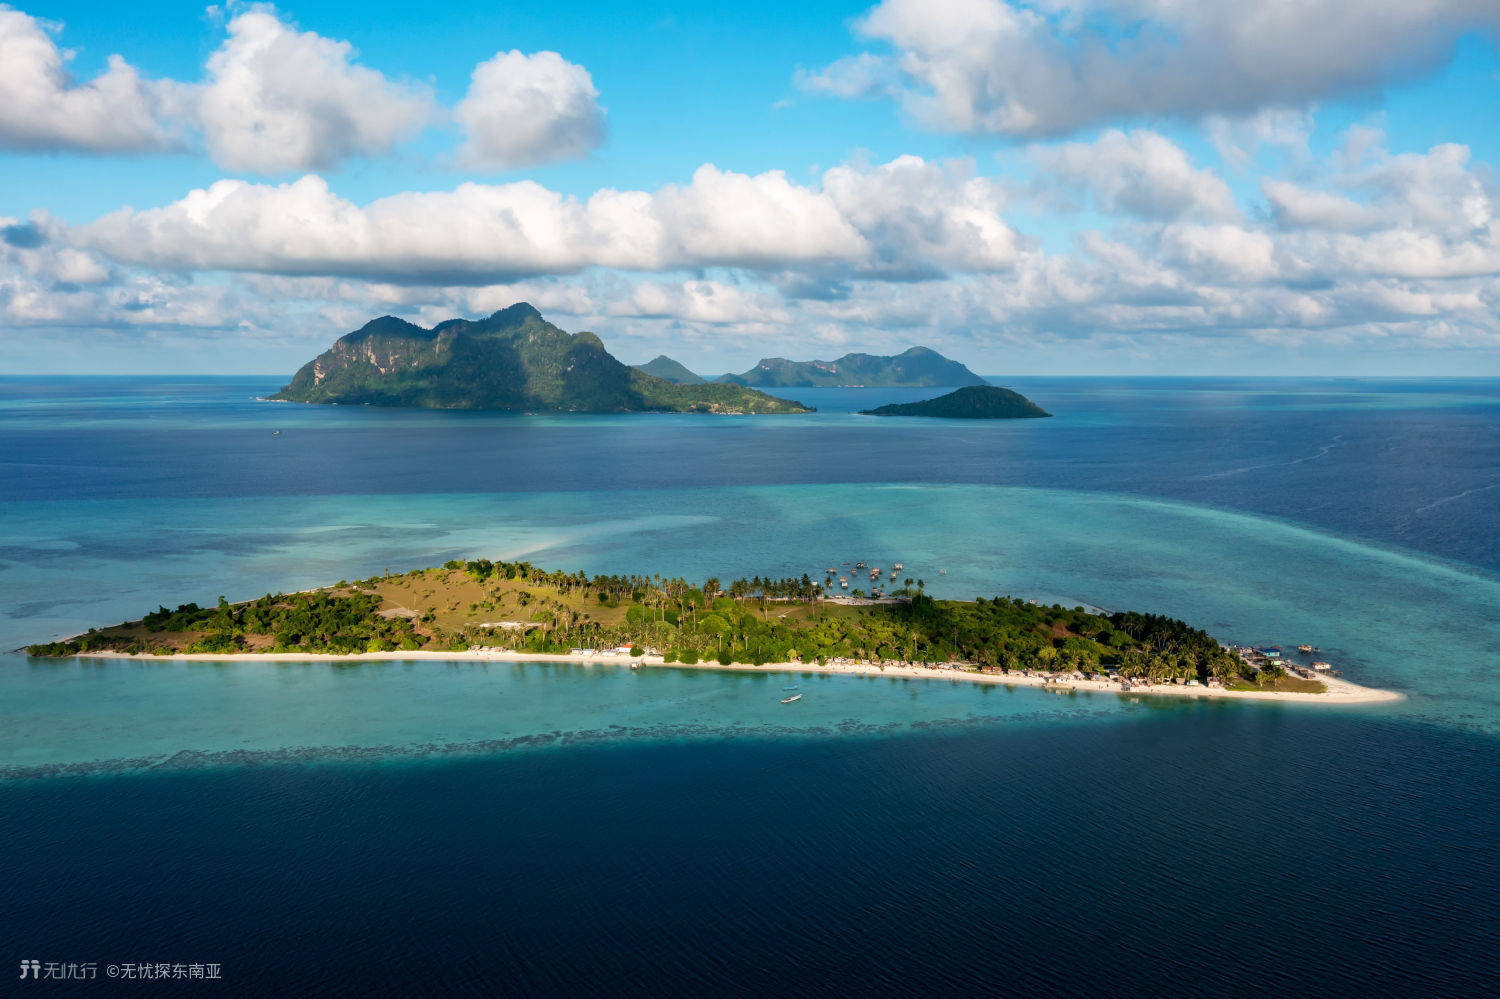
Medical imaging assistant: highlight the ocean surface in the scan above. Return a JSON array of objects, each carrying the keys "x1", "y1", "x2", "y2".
[{"x1": 2, "y1": 376, "x2": 1498, "y2": 995}]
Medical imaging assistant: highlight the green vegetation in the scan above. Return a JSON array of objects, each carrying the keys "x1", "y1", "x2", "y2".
[
  {"x1": 625, "y1": 370, "x2": 811, "y2": 414},
  {"x1": 717, "y1": 346, "x2": 987, "y2": 388},
  {"x1": 27, "y1": 592, "x2": 423, "y2": 657},
  {"x1": 1227, "y1": 669, "x2": 1326, "y2": 694},
  {"x1": 271, "y1": 303, "x2": 810, "y2": 414},
  {"x1": 860, "y1": 385, "x2": 1051, "y2": 419},
  {"x1": 633, "y1": 355, "x2": 707, "y2": 384},
  {"x1": 26, "y1": 559, "x2": 1282, "y2": 687}
]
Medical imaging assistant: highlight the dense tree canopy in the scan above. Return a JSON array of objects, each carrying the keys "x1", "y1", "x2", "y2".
[{"x1": 28, "y1": 558, "x2": 1261, "y2": 684}]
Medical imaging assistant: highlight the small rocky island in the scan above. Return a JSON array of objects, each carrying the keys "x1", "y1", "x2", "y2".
[{"x1": 860, "y1": 385, "x2": 1051, "y2": 419}]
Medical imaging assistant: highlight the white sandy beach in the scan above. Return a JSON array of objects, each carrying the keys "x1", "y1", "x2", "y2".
[{"x1": 79, "y1": 649, "x2": 1404, "y2": 705}]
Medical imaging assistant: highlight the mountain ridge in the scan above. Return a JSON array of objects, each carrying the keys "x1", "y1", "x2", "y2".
[
  {"x1": 633, "y1": 355, "x2": 707, "y2": 384},
  {"x1": 717, "y1": 346, "x2": 987, "y2": 387},
  {"x1": 271, "y1": 305, "x2": 811, "y2": 414}
]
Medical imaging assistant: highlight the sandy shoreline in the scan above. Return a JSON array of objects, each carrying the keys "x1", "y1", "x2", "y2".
[{"x1": 74, "y1": 649, "x2": 1404, "y2": 706}]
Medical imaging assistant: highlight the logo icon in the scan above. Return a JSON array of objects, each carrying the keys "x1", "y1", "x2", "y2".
[{"x1": 19, "y1": 960, "x2": 41, "y2": 979}]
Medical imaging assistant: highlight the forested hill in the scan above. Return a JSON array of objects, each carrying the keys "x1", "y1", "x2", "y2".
[
  {"x1": 271, "y1": 304, "x2": 809, "y2": 414},
  {"x1": 718, "y1": 346, "x2": 987, "y2": 387},
  {"x1": 633, "y1": 355, "x2": 706, "y2": 384}
]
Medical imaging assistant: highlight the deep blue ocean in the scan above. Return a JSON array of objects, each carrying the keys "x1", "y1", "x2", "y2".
[{"x1": 2, "y1": 376, "x2": 1498, "y2": 995}]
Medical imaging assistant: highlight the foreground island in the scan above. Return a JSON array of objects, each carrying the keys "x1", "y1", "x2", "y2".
[{"x1": 26, "y1": 559, "x2": 1398, "y2": 705}]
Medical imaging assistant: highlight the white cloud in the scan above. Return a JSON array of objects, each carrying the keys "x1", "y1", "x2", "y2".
[
  {"x1": 608, "y1": 281, "x2": 789, "y2": 324},
  {"x1": 454, "y1": 50, "x2": 605, "y2": 169},
  {"x1": 1032, "y1": 130, "x2": 1239, "y2": 221},
  {"x1": 0, "y1": 5, "x2": 180, "y2": 153},
  {"x1": 809, "y1": 0, "x2": 1500, "y2": 137},
  {"x1": 1264, "y1": 181, "x2": 1378, "y2": 232},
  {"x1": 823, "y1": 155, "x2": 1020, "y2": 274},
  {"x1": 1159, "y1": 223, "x2": 1278, "y2": 282},
  {"x1": 75, "y1": 157, "x2": 1024, "y2": 282},
  {"x1": 1206, "y1": 109, "x2": 1314, "y2": 169},
  {"x1": 1354, "y1": 143, "x2": 1494, "y2": 236},
  {"x1": 195, "y1": 7, "x2": 435, "y2": 172},
  {"x1": 13, "y1": 136, "x2": 1500, "y2": 365},
  {"x1": 793, "y1": 52, "x2": 896, "y2": 100},
  {"x1": 652, "y1": 165, "x2": 867, "y2": 269},
  {"x1": 0, "y1": 214, "x2": 258, "y2": 332},
  {"x1": 0, "y1": 5, "x2": 608, "y2": 172}
]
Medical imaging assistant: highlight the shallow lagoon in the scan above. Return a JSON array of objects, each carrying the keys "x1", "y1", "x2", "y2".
[
  {"x1": 4, "y1": 377, "x2": 1498, "y2": 994},
  {"x1": 3, "y1": 479, "x2": 1496, "y2": 774}
]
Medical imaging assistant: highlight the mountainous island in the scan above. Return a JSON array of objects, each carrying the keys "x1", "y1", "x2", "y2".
[
  {"x1": 861, "y1": 385, "x2": 1052, "y2": 419},
  {"x1": 22, "y1": 557, "x2": 1397, "y2": 704},
  {"x1": 717, "y1": 346, "x2": 988, "y2": 387},
  {"x1": 271, "y1": 304, "x2": 810, "y2": 414},
  {"x1": 632, "y1": 355, "x2": 707, "y2": 384}
]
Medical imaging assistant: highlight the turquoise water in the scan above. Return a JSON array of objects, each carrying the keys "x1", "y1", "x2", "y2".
[
  {"x1": 4, "y1": 377, "x2": 1499, "y2": 995},
  {"x1": 3, "y1": 657, "x2": 1164, "y2": 776},
  {"x1": 4, "y1": 374, "x2": 1500, "y2": 773},
  {"x1": 4, "y1": 481, "x2": 1498, "y2": 774}
]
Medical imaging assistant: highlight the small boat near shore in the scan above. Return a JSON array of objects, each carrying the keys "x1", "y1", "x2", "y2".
[
  {"x1": 781, "y1": 693, "x2": 802, "y2": 704},
  {"x1": 782, "y1": 685, "x2": 799, "y2": 690}
]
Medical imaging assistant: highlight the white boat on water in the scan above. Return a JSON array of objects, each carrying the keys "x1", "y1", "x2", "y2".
[{"x1": 781, "y1": 693, "x2": 802, "y2": 704}]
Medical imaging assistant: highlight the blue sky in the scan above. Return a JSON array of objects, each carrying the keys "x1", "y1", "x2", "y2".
[{"x1": 3, "y1": 0, "x2": 1500, "y2": 375}]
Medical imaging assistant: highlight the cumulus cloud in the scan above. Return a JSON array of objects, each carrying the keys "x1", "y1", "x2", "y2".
[
  {"x1": 75, "y1": 157, "x2": 1019, "y2": 283},
  {"x1": 0, "y1": 213, "x2": 255, "y2": 332},
  {"x1": 608, "y1": 281, "x2": 789, "y2": 324},
  {"x1": 1264, "y1": 181, "x2": 1378, "y2": 232},
  {"x1": 805, "y1": 0, "x2": 1500, "y2": 137},
  {"x1": 0, "y1": 4, "x2": 606, "y2": 172},
  {"x1": 822, "y1": 155, "x2": 1020, "y2": 275},
  {"x1": 650, "y1": 166, "x2": 867, "y2": 269},
  {"x1": 1354, "y1": 143, "x2": 1495, "y2": 236},
  {"x1": 1206, "y1": 109, "x2": 1314, "y2": 170},
  {"x1": 194, "y1": 7, "x2": 436, "y2": 172},
  {"x1": 1158, "y1": 223, "x2": 1279, "y2": 282},
  {"x1": 455, "y1": 50, "x2": 605, "y2": 169},
  {"x1": 11, "y1": 138, "x2": 1500, "y2": 364},
  {"x1": 0, "y1": 5, "x2": 181, "y2": 153},
  {"x1": 1032, "y1": 130, "x2": 1239, "y2": 221}
]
